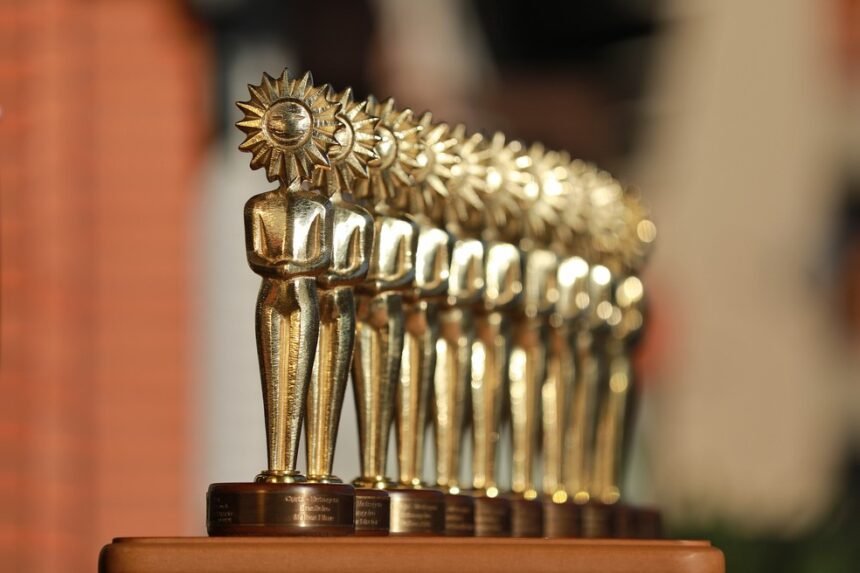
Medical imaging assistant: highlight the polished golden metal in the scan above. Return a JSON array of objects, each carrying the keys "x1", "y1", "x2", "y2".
[
  {"x1": 352, "y1": 97, "x2": 420, "y2": 489},
  {"x1": 304, "y1": 88, "x2": 377, "y2": 483},
  {"x1": 231, "y1": 67, "x2": 660, "y2": 537},
  {"x1": 395, "y1": 113, "x2": 454, "y2": 489},
  {"x1": 540, "y1": 158, "x2": 592, "y2": 504},
  {"x1": 358, "y1": 97, "x2": 422, "y2": 207},
  {"x1": 470, "y1": 133, "x2": 524, "y2": 496},
  {"x1": 508, "y1": 144, "x2": 561, "y2": 502},
  {"x1": 432, "y1": 126, "x2": 485, "y2": 494},
  {"x1": 591, "y1": 191, "x2": 654, "y2": 505},
  {"x1": 237, "y1": 70, "x2": 337, "y2": 483},
  {"x1": 237, "y1": 69, "x2": 340, "y2": 183}
]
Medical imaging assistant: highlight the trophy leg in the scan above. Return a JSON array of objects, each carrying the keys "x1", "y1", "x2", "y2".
[
  {"x1": 471, "y1": 311, "x2": 512, "y2": 537},
  {"x1": 435, "y1": 307, "x2": 476, "y2": 536},
  {"x1": 509, "y1": 318, "x2": 546, "y2": 537},
  {"x1": 542, "y1": 324, "x2": 580, "y2": 538},
  {"x1": 255, "y1": 276, "x2": 319, "y2": 482},
  {"x1": 208, "y1": 277, "x2": 359, "y2": 536},
  {"x1": 351, "y1": 291, "x2": 404, "y2": 534},
  {"x1": 282, "y1": 285, "x2": 356, "y2": 536},
  {"x1": 352, "y1": 291, "x2": 404, "y2": 486},
  {"x1": 389, "y1": 299, "x2": 445, "y2": 536},
  {"x1": 306, "y1": 286, "x2": 354, "y2": 481}
]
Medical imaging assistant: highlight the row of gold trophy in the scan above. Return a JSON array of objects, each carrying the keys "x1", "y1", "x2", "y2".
[{"x1": 206, "y1": 69, "x2": 658, "y2": 538}]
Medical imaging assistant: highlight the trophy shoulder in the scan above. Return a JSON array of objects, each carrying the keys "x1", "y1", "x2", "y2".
[
  {"x1": 448, "y1": 237, "x2": 485, "y2": 305},
  {"x1": 556, "y1": 256, "x2": 591, "y2": 320},
  {"x1": 483, "y1": 241, "x2": 524, "y2": 310},
  {"x1": 414, "y1": 225, "x2": 454, "y2": 297},
  {"x1": 523, "y1": 249, "x2": 560, "y2": 316}
]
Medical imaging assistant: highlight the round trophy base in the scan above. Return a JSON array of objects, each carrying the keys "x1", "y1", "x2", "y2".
[
  {"x1": 206, "y1": 482, "x2": 354, "y2": 536},
  {"x1": 542, "y1": 500, "x2": 581, "y2": 538},
  {"x1": 634, "y1": 506, "x2": 663, "y2": 539},
  {"x1": 580, "y1": 501, "x2": 612, "y2": 538},
  {"x1": 443, "y1": 493, "x2": 475, "y2": 536},
  {"x1": 510, "y1": 497, "x2": 543, "y2": 537},
  {"x1": 354, "y1": 488, "x2": 390, "y2": 536},
  {"x1": 473, "y1": 494, "x2": 512, "y2": 537},
  {"x1": 388, "y1": 488, "x2": 446, "y2": 536}
]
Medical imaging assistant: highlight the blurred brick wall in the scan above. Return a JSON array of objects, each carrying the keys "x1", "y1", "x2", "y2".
[{"x1": 0, "y1": 1, "x2": 209, "y2": 571}]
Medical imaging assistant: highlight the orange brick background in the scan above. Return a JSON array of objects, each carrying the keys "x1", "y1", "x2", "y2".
[{"x1": 0, "y1": 1, "x2": 210, "y2": 571}]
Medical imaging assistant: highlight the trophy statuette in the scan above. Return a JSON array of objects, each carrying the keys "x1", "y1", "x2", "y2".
[
  {"x1": 207, "y1": 70, "x2": 355, "y2": 535},
  {"x1": 204, "y1": 66, "x2": 660, "y2": 540}
]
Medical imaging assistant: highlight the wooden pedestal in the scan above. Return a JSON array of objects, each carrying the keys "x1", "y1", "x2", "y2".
[{"x1": 99, "y1": 537, "x2": 724, "y2": 573}]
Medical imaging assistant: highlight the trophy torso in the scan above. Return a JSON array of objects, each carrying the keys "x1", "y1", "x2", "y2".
[
  {"x1": 447, "y1": 237, "x2": 485, "y2": 307},
  {"x1": 482, "y1": 241, "x2": 524, "y2": 311},
  {"x1": 244, "y1": 190, "x2": 333, "y2": 279},
  {"x1": 319, "y1": 199, "x2": 374, "y2": 287},
  {"x1": 556, "y1": 255, "x2": 591, "y2": 323},
  {"x1": 522, "y1": 248, "x2": 559, "y2": 318},
  {"x1": 410, "y1": 214, "x2": 453, "y2": 300},
  {"x1": 363, "y1": 208, "x2": 418, "y2": 293}
]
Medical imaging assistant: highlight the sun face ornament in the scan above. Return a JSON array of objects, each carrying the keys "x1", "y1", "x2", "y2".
[
  {"x1": 360, "y1": 97, "x2": 422, "y2": 208},
  {"x1": 312, "y1": 88, "x2": 380, "y2": 196},
  {"x1": 236, "y1": 69, "x2": 341, "y2": 184}
]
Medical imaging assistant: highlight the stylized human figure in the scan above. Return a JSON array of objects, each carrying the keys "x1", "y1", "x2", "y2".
[
  {"x1": 591, "y1": 191, "x2": 655, "y2": 505},
  {"x1": 393, "y1": 113, "x2": 456, "y2": 491},
  {"x1": 466, "y1": 134, "x2": 525, "y2": 537},
  {"x1": 236, "y1": 70, "x2": 339, "y2": 484},
  {"x1": 507, "y1": 145, "x2": 566, "y2": 507},
  {"x1": 351, "y1": 98, "x2": 420, "y2": 491},
  {"x1": 304, "y1": 88, "x2": 377, "y2": 483},
  {"x1": 434, "y1": 127, "x2": 485, "y2": 496}
]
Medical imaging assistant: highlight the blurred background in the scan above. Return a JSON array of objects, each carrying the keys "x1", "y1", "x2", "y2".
[{"x1": 2, "y1": 0, "x2": 860, "y2": 571}]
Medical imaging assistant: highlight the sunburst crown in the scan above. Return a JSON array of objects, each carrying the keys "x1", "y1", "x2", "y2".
[
  {"x1": 584, "y1": 169, "x2": 630, "y2": 268},
  {"x1": 236, "y1": 69, "x2": 340, "y2": 184},
  {"x1": 445, "y1": 125, "x2": 487, "y2": 233},
  {"x1": 515, "y1": 143, "x2": 572, "y2": 248},
  {"x1": 358, "y1": 97, "x2": 422, "y2": 208},
  {"x1": 471, "y1": 132, "x2": 530, "y2": 241},
  {"x1": 311, "y1": 88, "x2": 380, "y2": 197},
  {"x1": 410, "y1": 112, "x2": 460, "y2": 219}
]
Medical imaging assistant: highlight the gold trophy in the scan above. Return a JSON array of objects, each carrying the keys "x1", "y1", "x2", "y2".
[
  {"x1": 558, "y1": 167, "x2": 632, "y2": 538},
  {"x1": 590, "y1": 190, "x2": 658, "y2": 538},
  {"x1": 383, "y1": 113, "x2": 457, "y2": 535},
  {"x1": 433, "y1": 127, "x2": 487, "y2": 536},
  {"x1": 214, "y1": 66, "x2": 660, "y2": 539},
  {"x1": 208, "y1": 70, "x2": 355, "y2": 535},
  {"x1": 506, "y1": 144, "x2": 565, "y2": 538},
  {"x1": 540, "y1": 159, "x2": 596, "y2": 537},
  {"x1": 350, "y1": 97, "x2": 422, "y2": 533},
  {"x1": 305, "y1": 88, "x2": 381, "y2": 533},
  {"x1": 469, "y1": 133, "x2": 525, "y2": 537}
]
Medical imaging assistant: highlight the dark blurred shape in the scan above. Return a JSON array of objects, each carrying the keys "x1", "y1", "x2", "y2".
[
  {"x1": 472, "y1": 0, "x2": 661, "y2": 164},
  {"x1": 832, "y1": 171, "x2": 860, "y2": 338}
]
